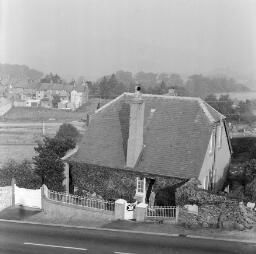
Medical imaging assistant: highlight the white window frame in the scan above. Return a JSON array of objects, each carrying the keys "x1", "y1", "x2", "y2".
[
  {"x1": 209, "y1": 133, "x2": 214, "y2": 154},
  {"x1": 136, "y1": 178, "x2": 144, "y2": 193},
  {"x1": 217, "y1": 125, "x2": 223, "y2": 149},
  {"x1": 204, "y1": 175, "x2": 209, "y2": 190}
]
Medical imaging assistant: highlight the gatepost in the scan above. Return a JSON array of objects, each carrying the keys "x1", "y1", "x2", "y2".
[
  {"x1": 11, "y1": 178, "x2": 16, "y2": 206},
  {"x1": 136, "y1": 203, "x2": 148, "y2": 222},
  {"x1": 114, "y1": 199, "x2": 127, "y2": 220}
]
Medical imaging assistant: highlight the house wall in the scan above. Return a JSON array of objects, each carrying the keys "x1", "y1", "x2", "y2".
[
  {"x1": 198, "y1": 121, "x2": 231, "y2": 190},
  {"x1": 213, "y1": 122, "x2": 231, "y2": 189}
]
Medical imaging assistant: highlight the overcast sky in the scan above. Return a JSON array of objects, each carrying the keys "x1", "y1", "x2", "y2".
[{"x1": 0, "y1": 0, "x2": 256, "y2": 80}]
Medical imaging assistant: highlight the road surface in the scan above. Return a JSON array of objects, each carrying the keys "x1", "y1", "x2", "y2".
[{"x1": 0, "y1": 220, "x2": 255, "y2": 254}]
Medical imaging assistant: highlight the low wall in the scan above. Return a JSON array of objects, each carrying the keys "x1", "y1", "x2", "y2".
[
  {"x1": 42, "y1": 197, "x2": 114, "y2": 220},
  {"x1": 14, "y1": 185, "x2": 41, "y2": 209},
  {"x1": 0, "y1": 186, "x2": 12, "y2": 211}
]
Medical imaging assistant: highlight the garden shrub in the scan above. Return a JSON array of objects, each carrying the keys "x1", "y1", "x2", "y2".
[{"x1": 0, "y1": 159, "x2": 41, "y2": 189}]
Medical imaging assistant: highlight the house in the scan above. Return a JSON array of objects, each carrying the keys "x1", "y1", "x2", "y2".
[
  {"x1": 64, "y1": 88, "x2": 232, "y2": 203},
  {"x1": 70, "y1": 80, "x2": 89, "y2": 110},
  {"x1": 11, "y1": 81, "x2": 37, "y2": 100},
  {"x1": 25, "y1": 99, "x2": 40, "y2": 107},
  {"x1": 13, "y1": 99, "x2": 26, "y2": 107}
]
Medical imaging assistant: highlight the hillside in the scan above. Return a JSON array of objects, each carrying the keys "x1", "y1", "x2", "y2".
[{"x1": 0, "y1": 63, "x2": 44, "y2": 80}]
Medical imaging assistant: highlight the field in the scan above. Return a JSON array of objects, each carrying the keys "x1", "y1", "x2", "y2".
[
  {"x1": 0, "y1": 98, "x2": 110, "y2": 122},
  {"x1": 0, "y1": 121, "x2": 86, "y2": 167},
  {"x1": 0, "y1": 144, "x2": 36, "y2": 167}
]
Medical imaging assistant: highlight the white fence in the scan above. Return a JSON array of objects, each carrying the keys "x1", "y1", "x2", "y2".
[
  {"x1": 147, "y1": 206, "x2": 178, "y2": 220},
  {"x1": 14, "y1": 185, "x2": 42, "y2": 209},
  {"x1": 47, "y1": 190, "x2": 115, "y2": 212}
]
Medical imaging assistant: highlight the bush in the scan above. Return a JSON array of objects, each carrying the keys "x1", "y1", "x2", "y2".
[
  {"x1": 175, "y1": 178, "x2": 231, "y2": 206},
  {"x1": 56, "y1": 123, "x2": 80, "y2": 142},
  {"x1": 0, "y1": 160, "x2": 41, "y2": 189}
]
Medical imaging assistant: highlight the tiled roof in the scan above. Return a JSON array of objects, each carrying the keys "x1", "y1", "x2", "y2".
[{"x1": 72, "y1": 93, "x2": 224, "y2": 179}]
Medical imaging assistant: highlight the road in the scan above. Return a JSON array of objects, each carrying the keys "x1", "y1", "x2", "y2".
[{"x1": 0, "y1": 221, "x2": 255, "y2": 254}]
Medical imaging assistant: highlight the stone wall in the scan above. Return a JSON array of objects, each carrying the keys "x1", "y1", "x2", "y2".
[{"x1": 176, "y1": 179, "x2": 256, "y2": 230}]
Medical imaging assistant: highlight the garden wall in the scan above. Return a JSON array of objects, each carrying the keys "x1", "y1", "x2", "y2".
[{"x1": 42, "y1": 197, "x2": 114, "y2": 221}]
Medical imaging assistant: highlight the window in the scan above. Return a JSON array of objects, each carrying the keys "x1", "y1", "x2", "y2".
[
  {"x1": 217, "y1": 125, "x2": 223, "y2": 149},
  {"x1": 136, "y1": 177, "x2": 144, "y2": 193},
  {"x1": 209, "y1": 133, "x2": 214, "y2": 154},
  {"x1": 204, "y1": 176, "x2": 209, "y2": 190}
]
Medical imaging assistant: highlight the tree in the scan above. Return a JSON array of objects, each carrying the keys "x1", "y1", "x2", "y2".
[
  {"x1": 0, "y1": 160, "x2": 41, "y2": 189},
  {"x1": 52, "y1": 94, "x2": 61, "y2": 108},
  {"x1": 33, "y1": 149, "x2": 65, "y2": 191},
  {"x1": 245, "y1": 178, "x2": 256, "y2": 202},
  {"x1": 40, "y1": 73, "x2": 62, "y2": 84},
  {"x1": 34, "y1": 136, "x2": 76, "y2": 158},
  {"x1": 33, "y1": 136, "x2": 76, "y2": 191},
  {"x1": 56, "y1": 123, "x2": 80, "y2": 142},
  {"x1": 168, "y1": 73, "x2": 184, "y2": 87}
]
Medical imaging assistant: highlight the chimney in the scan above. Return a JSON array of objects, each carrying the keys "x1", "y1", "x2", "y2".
[{"x1": 126, "y1": 86, "x2": 145, "y2": 168}]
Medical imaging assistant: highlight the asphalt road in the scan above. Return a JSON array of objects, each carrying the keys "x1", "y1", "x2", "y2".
[{"x1": 0, "y1": 220, "x2": 255, "y2": 254}]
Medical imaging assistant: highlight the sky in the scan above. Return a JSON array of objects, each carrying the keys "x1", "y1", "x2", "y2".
[{"x1": 0, "y1": 0, "x2": 256, "y2": 80}]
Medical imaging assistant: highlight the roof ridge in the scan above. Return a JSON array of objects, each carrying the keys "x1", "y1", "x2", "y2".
[
  {"x1": 204, "y1": 100, "x2": 225, "y2": 119},
  {"x1": 94, "y1": 93, "x2": 125, "y2": 114},
  {"x1": 198, "y1": 99, "x2": 216, "y2": 123},
  {"x1": 124, "y1": 92, "x2": 201, "y2": 101}
]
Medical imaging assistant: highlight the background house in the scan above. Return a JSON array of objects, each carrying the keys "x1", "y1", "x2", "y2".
[{"x1": 70, "y1": 80, "x2": 89, "y2": 110}]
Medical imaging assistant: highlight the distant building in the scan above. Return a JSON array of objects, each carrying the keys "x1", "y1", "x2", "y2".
[
  {"x1": 25, "y1": 99, "x2": 40, "y2": 107},
  {"x1": 70, "y1": 80, "x2": 89, "y2": 110}
]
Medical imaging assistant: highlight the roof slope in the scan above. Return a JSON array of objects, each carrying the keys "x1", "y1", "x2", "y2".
[{"x1": 72, "y1": 93, "x2": 223, "y2": 179}]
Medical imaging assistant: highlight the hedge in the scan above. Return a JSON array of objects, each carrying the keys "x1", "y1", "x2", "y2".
[{"x1": 70, "y1": 161, "x2": 184, "y2": 203}]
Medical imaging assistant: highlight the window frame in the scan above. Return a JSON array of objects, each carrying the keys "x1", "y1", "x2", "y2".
[{"x1": 217, "y1": 125, "x2": 223, "y2": 149}]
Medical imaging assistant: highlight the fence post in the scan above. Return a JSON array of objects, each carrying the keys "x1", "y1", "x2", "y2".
[
  {"x1": 41, "y1": 185, "x2": 45, "y2": 211},
  {"x1": 175, "y1": 206, "x2": 179, "y2": 224},
  {"x1": 11, "y1": 178, "x2": 16, "y2": 207}
]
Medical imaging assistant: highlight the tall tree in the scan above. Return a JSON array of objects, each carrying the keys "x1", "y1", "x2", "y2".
[{"x1": 33, "y1": 136, "x2": 76, "y2": 191}]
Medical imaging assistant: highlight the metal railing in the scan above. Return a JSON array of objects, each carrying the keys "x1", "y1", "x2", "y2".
[
  {"x1": 147, "y1": 206, "x2": 178, "y2": 220},
  {"x1": 47, "y1": 190, "x2": 115, "y2": 212}
]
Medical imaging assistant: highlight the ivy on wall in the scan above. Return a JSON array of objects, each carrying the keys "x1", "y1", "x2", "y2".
[{"x1": 69, "y1": 161, "x2": 185, "y2": 204}]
